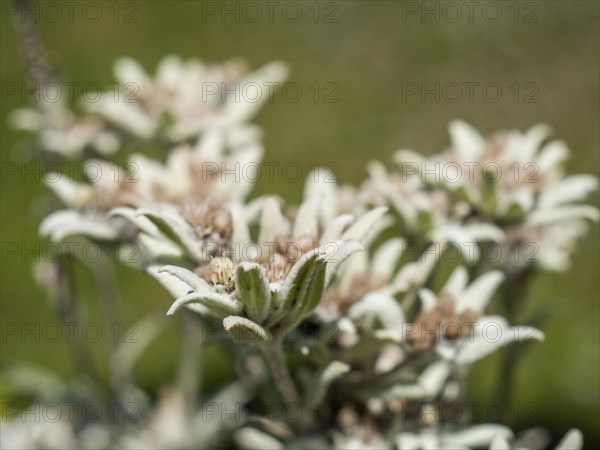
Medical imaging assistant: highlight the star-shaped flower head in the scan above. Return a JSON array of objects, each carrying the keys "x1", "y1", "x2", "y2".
[
  {"x1": 84, "y1": 55, "x2": 288, "y2": 143},
  {"x1": 154, "y1": 193, "x2": 388, "y2": 342},
  {"x1": 40, "y1": 128, "x2": 262, "y2": 267},
  {"x1": 405, "y1": 266, "x2": 543, "y2": 363},
  {"x1": 10, "y1": 96, "x2": 119, "y2": 159},
  {"x1": 358, "y1": 160, "x2": 504, "y2": 264},
  {"x1": 394, "y1": 121, "x2": 599, "y2": 271},
  {"x1": 348, "y1": 267, "x2": 543, "y2": 406}
]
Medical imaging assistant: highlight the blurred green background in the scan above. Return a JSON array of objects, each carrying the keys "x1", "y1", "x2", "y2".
[{"x1": 1, "y1": 0, "x2": 598, "y2": 446}]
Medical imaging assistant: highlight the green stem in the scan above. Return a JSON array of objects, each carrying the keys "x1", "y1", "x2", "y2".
[
  {"x1": 87, "y1": 251, "x2": 124, "y2": 391},
  {"x1": 177, "y1": 311, "x2": 203, "y2": 417},
  {"x1": 495, "y1": 267, "x2": 534, "y2": 421},
  {"x1": 56, "y1": 256, "x2": 99, "y2": 381},
  {"x1": 261, "y1": 337, "x2": 300, "y2": 406}
]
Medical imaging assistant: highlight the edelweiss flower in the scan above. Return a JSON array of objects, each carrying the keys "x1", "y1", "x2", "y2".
[
  {"x1": 395, "y1": 121, "x2": 599, "y2": 271},
  {"x1": 84, "y1": 55, "x2": 288, "y2": 142},
  {"x1": 396, "y1": 423, "x2": 513, "y2": 450},
  {"x1": 411, "y1": 267, "x2": 543, "y2": 364},
  {"x1": 154, "y1": 195, "x2": 388, "y2": 341},
  {"x1": 303, "y1": 167, "x2": 365, "y2": 228},
  {"x1": 318, "y1": 237, "x2": 407, "y2": 323},
  {"x1": 359, "y1": 160, "x2": 504, "y2": 263},
  {"x1": 10, "y1": 97, "x2": 119, "y2": 158},
  {"x1": 40, "y1": 129, "x2": 262, "y2": 266},
  {"x1": 302, "y1": 168, "x2": 437, "y2": 325},
  {"x1": 330, "y1": 243, "x2": 441, "y2": 355},
  {"x1": 349, "y1": 267, "x2": 542, "y2": 404},
  {"x1": 366, "y1": 273, "x2": 542, "y2": 427},
  {"x1": 489, "y1": 428, "x2": 582, "y2": 450},
  {"x1": 346, "y1": 266, "x2": 511, "y2": 358},
  {"x1": 0, "y1": 407, "x2": 81, "y2": 450},
  {"x1": 407, "y1": 267, "x2": 504, "y2": 352},
  {"x1": 40, "y1": 158, "x2": 140, "y2": 243},
  {"x1": 117, "y1": 381, "x2": 256, "y2": 449}
]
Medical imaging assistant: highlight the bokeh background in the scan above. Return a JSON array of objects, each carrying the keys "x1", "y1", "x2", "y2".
[{"x1": 1, "y1": 0, "x2": 598, "y2": 447}]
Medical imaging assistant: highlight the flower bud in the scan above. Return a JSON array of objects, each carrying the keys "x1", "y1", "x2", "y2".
[{"x1": 209, "y1": 256, "x2": 236, "y2": 286}]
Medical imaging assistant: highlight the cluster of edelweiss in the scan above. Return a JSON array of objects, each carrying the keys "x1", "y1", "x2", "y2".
[{"x1": 5, "y1": 54, "x2": 598, "y2": 450}]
